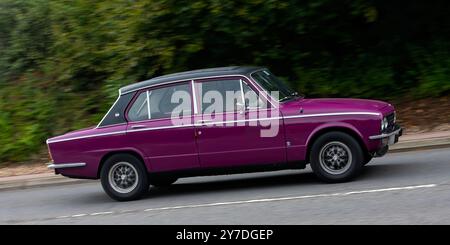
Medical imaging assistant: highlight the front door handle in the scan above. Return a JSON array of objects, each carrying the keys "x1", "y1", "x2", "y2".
[{"x1": 197, "y1": 119, "x2": 213, "y2": 124}]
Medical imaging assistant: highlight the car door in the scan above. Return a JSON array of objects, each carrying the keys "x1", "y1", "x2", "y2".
[
  {"x1": 125, "y1": 81, "x2": 199, "y2": 172},
  {"x1": 193, "y1": 76, "x2": 286, "y2": 168}
]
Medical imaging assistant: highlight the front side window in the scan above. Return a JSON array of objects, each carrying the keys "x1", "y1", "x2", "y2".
[
  {"x1": 128, "y1": 83, "x2": 191, "y2": 121},
  {"x1": 200, "y1": 79, "x2": 242, "y2": 114},
  {"x1": 242, "y1": 82, "x2": 267, "y2": 109},
  {"x1": 198, "y1": 79, "x2": 269, "y2": 116}
]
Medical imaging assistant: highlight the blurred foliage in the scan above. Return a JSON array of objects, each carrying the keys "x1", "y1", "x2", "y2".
[{"x1": 0, "y1": 0, "x2": 449, "y2": 162}]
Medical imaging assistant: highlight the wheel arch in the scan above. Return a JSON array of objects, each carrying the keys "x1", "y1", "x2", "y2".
[
  {"x1": 305, "y1": 124, "x2": 369, "y2": 162},
  {"x1": 97, "y1": 150, "x2": 147, "y2": 179}
]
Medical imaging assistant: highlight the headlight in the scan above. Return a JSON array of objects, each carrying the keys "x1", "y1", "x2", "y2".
[{"x1": 381, "y1": 117, "x2": 388, "y2": 131}]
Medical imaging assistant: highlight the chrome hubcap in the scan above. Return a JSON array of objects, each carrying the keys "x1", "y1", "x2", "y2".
[
  {"x1": 108, "y1": 162, "x2": 139, "y2": 194},
  {"x1": 319, "y1": 141, "x2": 352, "y2": 175}
]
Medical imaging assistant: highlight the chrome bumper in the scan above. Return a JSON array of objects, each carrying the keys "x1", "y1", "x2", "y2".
[
  {"x1": 369, "y1": 127, "x2": 403, "y2": 140},
  {"x1": 47, "y1": 162, "x2": 86, "y2": 169}
]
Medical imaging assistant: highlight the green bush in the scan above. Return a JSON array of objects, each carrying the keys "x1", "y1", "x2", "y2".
[{"x1": 0, "y1": 0, "x2": 449, "y2": 163}]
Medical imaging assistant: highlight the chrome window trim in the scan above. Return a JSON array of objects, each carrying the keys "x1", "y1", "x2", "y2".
[
  {"x1": 97, "y1": 73, "x2": 277, "y2": 129},
  {"x1": 47, "y1": 162, "x2": 87, "y2": 169},
  {"x1": 146, "y1": 90, "x2": 151, "y2": 120},
  {"x1": 98, "y1": 70, "x2": 285, "y2": 129},
  {"x1": 121, "y1": 74, "x2": 276, "y2": 108},
  {"x1": 122, "y1": 75, "x2": 248, "y2": 95},
  {"x1": 239, "y1": 79, "x2": 246, "y2": 106},
  {"x1": 191, "y1": 80, "x2": 198, "y2": 114}
]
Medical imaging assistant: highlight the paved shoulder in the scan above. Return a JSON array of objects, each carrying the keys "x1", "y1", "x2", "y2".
[{"x1": 0, "y1": 148, "x2": 449, "y2": 224}]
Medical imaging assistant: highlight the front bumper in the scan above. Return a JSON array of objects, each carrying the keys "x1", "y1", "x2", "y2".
[
  {"x1": 47, "y1": 162, "x2": 86, "y2": 169},
  {"x1": 369, "y1": 124, "x2": 403, "y2": 145}
]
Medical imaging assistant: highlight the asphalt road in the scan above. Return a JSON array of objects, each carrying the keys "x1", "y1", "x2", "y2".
[{"x1": 1, "y1": 148, "x2": 449, "y2": 225}]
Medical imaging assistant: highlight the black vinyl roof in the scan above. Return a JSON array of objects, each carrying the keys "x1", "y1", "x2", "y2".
[{"x1": 119, "y1": 66, "x2": 263, "y2": 94}]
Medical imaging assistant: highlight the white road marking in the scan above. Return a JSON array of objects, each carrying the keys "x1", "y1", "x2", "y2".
[
  {"x1": 71, "y1": 214, "x2": 87, "y2": 217},
  {"x1": 55, "y1": 183, "x2": 437, "y2": 219},
  {"x1": 90, "y1": 211, "x2": 113, "y2": 216},
  {"x1": 56, "y1": 215, "x2": 70, "y2": 219},
  {"x1": 143, "y1": 184, "x2": 437, "y2": 212}
]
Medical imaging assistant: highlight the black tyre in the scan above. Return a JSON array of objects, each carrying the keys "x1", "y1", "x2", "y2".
[
  {"x1": 149, "y1": 176, "x2": 178, "y2": 187},
  {"x1": 100, "y1": 154, "x2": 149, "y2": 201},
  {"x1": 363, "y1": 155, "x2": 373, "y2": 166},
  {"x1": 310, "y1": 131, "x2": 364, "y2": 183}
]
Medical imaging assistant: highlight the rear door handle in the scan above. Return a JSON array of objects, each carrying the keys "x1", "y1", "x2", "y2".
[{"x1": 131, "y1": 125, "x2": 147, "y2": 129}]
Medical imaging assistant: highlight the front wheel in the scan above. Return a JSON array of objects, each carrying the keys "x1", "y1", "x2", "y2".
[
  {"x1": 310, "y1": 132, "x2": 364, "y2": 183},
  {"x1": 100, "y1": 154, "x2": 149, "y2": 201},
  {"x1": 150, "y1": 176, "x2": 178, "y2": 187},
  {"x1": 363, "y1": 155, "x2": 373, "y2": 166}
]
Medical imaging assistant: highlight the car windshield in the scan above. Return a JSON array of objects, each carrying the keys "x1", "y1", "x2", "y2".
[{"x1": 251, "y1": 70, "x2": 300, "y2": 102}]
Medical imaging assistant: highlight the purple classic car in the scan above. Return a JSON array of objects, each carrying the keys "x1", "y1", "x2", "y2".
[{"x1": 47, "y1": 67, "x2": 402, "y2": 201}]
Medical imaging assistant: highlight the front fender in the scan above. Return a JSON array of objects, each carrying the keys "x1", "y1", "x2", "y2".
[
  {"x1": 305, "y1": 121, "x2": 366, "y2": 149},
  {"x1": 283, "y1": 115, "x2": 380, "y2": 162}
]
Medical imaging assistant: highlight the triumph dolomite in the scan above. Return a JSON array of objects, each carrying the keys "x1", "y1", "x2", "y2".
[{"x1": 46, "y1": 66, "x2": 403, "y2": 201}]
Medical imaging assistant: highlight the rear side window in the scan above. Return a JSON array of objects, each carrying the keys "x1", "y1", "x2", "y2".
[{"x1": 128, "y1": 83, "x2": 191, "y2": 121}]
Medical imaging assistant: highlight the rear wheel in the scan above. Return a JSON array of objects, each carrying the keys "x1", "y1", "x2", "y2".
[
  {"x1": 310, "y1": 131, "x2": 364, "y2": 183},
  {"x1": 100, "y1": 154, "x2": 149, "y2": 201}
]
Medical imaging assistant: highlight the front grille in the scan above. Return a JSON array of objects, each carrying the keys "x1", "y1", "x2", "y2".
[{"x1": 384, "y1": 112, "x2": 396, "y2": 133}]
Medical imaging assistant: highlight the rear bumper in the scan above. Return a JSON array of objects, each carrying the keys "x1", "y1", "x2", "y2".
[{"x1": 47, "y1": 162, "x2": 87, "y2": 169}]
